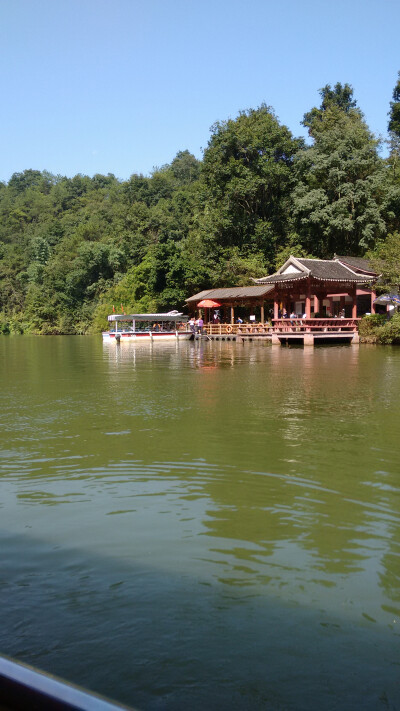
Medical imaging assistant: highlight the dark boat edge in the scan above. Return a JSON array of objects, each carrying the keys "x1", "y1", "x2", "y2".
[{"x1": 0, "y1": 654, "x2": 136, "y2": 711}]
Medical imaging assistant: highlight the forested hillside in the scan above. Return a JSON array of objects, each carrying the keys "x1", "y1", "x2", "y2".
[{"x1": 1, "y1": 81, "x2": 400, "y2": 334}]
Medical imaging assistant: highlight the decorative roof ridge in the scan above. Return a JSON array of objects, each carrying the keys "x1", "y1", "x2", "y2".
[
  {"x1": 298, "y1": 257, "x2": 338, "y2": 263},
  {"x1": 333, "y1": 255, "x2": 379, "y2": 277},
  {"x1": 312, "y1": 275, "x2": 374, "y2": 282},
  {"x1": 253, "y1": 272, "x2": 309, "y2": 284},
  {"x1": 331, "y1": 258, "x2": 365, "y2": 277},
  {"x1": 277, "y1": 255, "x2": 310, "y2": 275}
]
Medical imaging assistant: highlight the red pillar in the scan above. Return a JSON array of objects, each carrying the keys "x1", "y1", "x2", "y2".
[
  {"x1": 370, "y1": 290, "x2": 376, "y2": 314},
  {"x1": 314, "y1": 295, "x2": 320, "y2": 315},
  {"x1": 352, "y1": 289, "x2": 357, "y2": 319},
  {"x1": 274, "y1": 299, "x2": 279, "y2": 319},
  {"x1": 305, "y1": 281, "x2": 311, "y2": 319}
]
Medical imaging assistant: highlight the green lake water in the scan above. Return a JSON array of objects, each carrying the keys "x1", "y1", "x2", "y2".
[{"x1": 0, "y1": 336, "x2": 399, "y2": 710}]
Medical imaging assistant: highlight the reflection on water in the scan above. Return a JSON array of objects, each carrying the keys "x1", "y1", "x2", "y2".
[{"x1": 0, "y1": 337, "x2": 399, "y2": 710}]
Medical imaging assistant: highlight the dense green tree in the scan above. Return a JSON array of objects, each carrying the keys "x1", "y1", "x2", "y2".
[
  {"x1": 367, "y1": 231, "x2": 400, "y2": 290},
  {"x1": 292, "y1": 85, "x2": 389, "y2": 256},
  {"x1": 303, "y1": 83, "x2": 358, "y2": 135},
  {"x1": 170, "y1": 150, "x2": 201, "y2": 185},
  {"x1": 388, "y1": 71, "x2": 400, "y2": 137},
  {"x1": 0, "y1": 89, "x2": 399, "y2": 335},
  {"x1": 201, "y1": 105, "x2": 303, "y2": 263}
]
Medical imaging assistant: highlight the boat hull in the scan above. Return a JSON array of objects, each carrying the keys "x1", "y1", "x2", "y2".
[{"x1": 102, "y1": 331, "x2": 193, "y2": 342}]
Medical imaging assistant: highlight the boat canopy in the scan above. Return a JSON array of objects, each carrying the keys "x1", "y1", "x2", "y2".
[{"x1": 108, "y1": 311, "x2": 187, "y2": 322}]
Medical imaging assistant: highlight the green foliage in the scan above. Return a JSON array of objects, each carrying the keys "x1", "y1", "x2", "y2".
[
  {"x1": 170, "y1": 150, "x2": 201, "y2": 185},
  {"x1": 92, "y1": 255, "x2": 159, "y2": 331},
  {"x1": 274, "y1": 234, "x2": 315, "y2": 270},
  {"x1": 359, "y1": 312, "x2": 400, "y2": 344},
  {"x1": 388, "y1": 71, "x2": 400, "y2": 138},
  {"x1": 367, "y1": 232, "x2": 400, "y2": 290},
  {"x1": 303, "y1": 83, "x2": 359, "y2": 136},
  {"x1": 213, "y1": 248, "x2": 267, "y2": 287},
  {"x1": 0, "y1": 313, "x2": 11, "y2": 334},
  {"x1": 201, "y1": 105, "x2": 303, "y2": 257},
  {"x1": 293, "y1": 95, "x2": 388, "y2": 256},
  {"x1": 359, "y1": 314, "x2": 387, "y2": 342},
  {"x1": 378, "y1": 312, "x2": 400, "y2": 343},
  {"x1": 0, "y1": 87, "x2": 399, "y2": 336}
]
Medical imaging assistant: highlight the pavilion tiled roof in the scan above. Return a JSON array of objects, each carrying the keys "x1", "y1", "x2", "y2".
[
  {"x1": 255, "y1": 272, "x2": 309, "y2": 285},
  {"x1": 186, "y1": 285, "x2": 274, "y2": 302},
  {"x1": 334, "y1": 255, "x2": 378, "y2": 275},
  {"x1": 255, "y1": 257, "x2": 375, "y2": 285},
  {"x1": 296, "y1": 258, "x2": 372, "y2": 281}
]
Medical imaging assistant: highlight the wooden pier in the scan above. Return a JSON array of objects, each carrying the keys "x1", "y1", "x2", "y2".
[{"x1": 198, "y1": 318, "x2": 360, "y2": 346}]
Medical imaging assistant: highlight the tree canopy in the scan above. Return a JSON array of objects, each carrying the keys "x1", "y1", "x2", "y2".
[
  {"x1": 389, "y1": 71, "x2": 400, "y2": 137},
  {"x1": 302, "y1": 83, "x2": 359, "y2": 136},
  {"x1": 0, "y1": 80, "x2": 399, "y2": 335},
  {"x1": 292, "y1": 90, "x2": 391, "y2": 256}
]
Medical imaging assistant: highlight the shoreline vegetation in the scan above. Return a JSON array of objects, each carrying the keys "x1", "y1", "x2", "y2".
[
  {"x1": 359, "y1": 313, "x2": 400, "y2": 344},
  {"x1": 1, "y1": 81, "x2": 400, "y2": 340}
]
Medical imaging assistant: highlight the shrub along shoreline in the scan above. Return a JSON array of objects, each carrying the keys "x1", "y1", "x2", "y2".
[{"x1": 359, "y1": 314, "x2": 400, "y2": 344}]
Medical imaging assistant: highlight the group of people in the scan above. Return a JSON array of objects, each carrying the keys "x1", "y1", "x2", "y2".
[
  {"x1": 282, "y1": 310, "x2": 306, "y2": 320},
  {"x1": 188, "y1": 316, "x2": 204, "y2": 334},
  {"x1": 281, "y1": 309, "x2": 346, "y2": 319}
]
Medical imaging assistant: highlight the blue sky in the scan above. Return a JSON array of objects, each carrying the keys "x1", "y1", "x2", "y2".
[{"x1": 0, "y1": 0, "x2": 399, "y2": 182}]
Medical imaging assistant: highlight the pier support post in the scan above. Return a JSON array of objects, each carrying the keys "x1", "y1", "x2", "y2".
[
  {"x1": 303, "y1": 334, "x2": 314, "y2": 347},
  {"x1": 271, "y1": 334, "x2": 281, "y2": 346},
  {"x1": 352, "y1": 332, "x2": 360, "y2": 344}
]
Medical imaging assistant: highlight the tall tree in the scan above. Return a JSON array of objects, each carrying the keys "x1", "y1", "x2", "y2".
[
  {"x1": 367, "y1": 231, "x2": 400, "y2": 290},
  {"x1": 200, "y1": 105, "x2": 303, "y2": 266},
  {"x1": 387, "y1": 72, "x2": 400, "y2": 211},
  {"x1": 303, "y1": 83, "x2": 358, "y2": 134},
  {"x1": 170, "y1": 150, "x2": 201, "y2": 185},
  {"x1": 388, "y1": 71, "x2": 400, "y2": 137},
  {"x1": 292, "y1": 85, "x2": 388, "y2": 256}
]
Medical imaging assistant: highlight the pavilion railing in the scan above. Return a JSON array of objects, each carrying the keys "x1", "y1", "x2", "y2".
[
  {"x1": 205, "y1": 323, "x2": 272, "y2": 335},
  {"x1": 204, "y1": 318, "x2": 360, "y2": 336},
  {"x1": 272, "y1": 318, "x2": 360, "y2": 333}
]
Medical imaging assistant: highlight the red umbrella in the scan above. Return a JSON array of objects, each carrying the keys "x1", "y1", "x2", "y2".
[{"x1": 197, "y1": 299, "x2": 221, "y2": 308}]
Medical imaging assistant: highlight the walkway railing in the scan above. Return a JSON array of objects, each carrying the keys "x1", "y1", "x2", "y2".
[
  {"x1": 272, "y1": 318, "x2": 359, "y2": 333},
  {"x1": 205, "y1": 323, "x2": 271, "y2": 335},
  {"x1": 204, "y1": 318, "x2": 360, "y2": 336}
]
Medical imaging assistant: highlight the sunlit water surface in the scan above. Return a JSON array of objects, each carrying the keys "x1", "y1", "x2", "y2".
[{"x1": 0, "y1": 336, "x2": 399, "y2": 710}]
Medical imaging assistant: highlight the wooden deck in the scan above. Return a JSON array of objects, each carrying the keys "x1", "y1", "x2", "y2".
[{"x1": 202, "y1": 319, "x2": 360, "y2": 345}]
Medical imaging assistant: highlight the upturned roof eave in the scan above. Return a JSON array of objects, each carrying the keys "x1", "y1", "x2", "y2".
[
  {"x1": 253, "y1": 273, "x2": 309, "y2": 285},
  {"x1": 185, "y1": 285, "x2": 274, "y2": 302},
  {"x1": 333, "y1": 255, "x2": 380, "y2": 277},
  {"x1": 254, "y1": 273, "x2": 374, "y2": 285}
]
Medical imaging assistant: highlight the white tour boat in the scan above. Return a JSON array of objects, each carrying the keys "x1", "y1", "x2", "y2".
[{"x1": 103, "y1": 311, "x2": 193, "y2": 342}]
